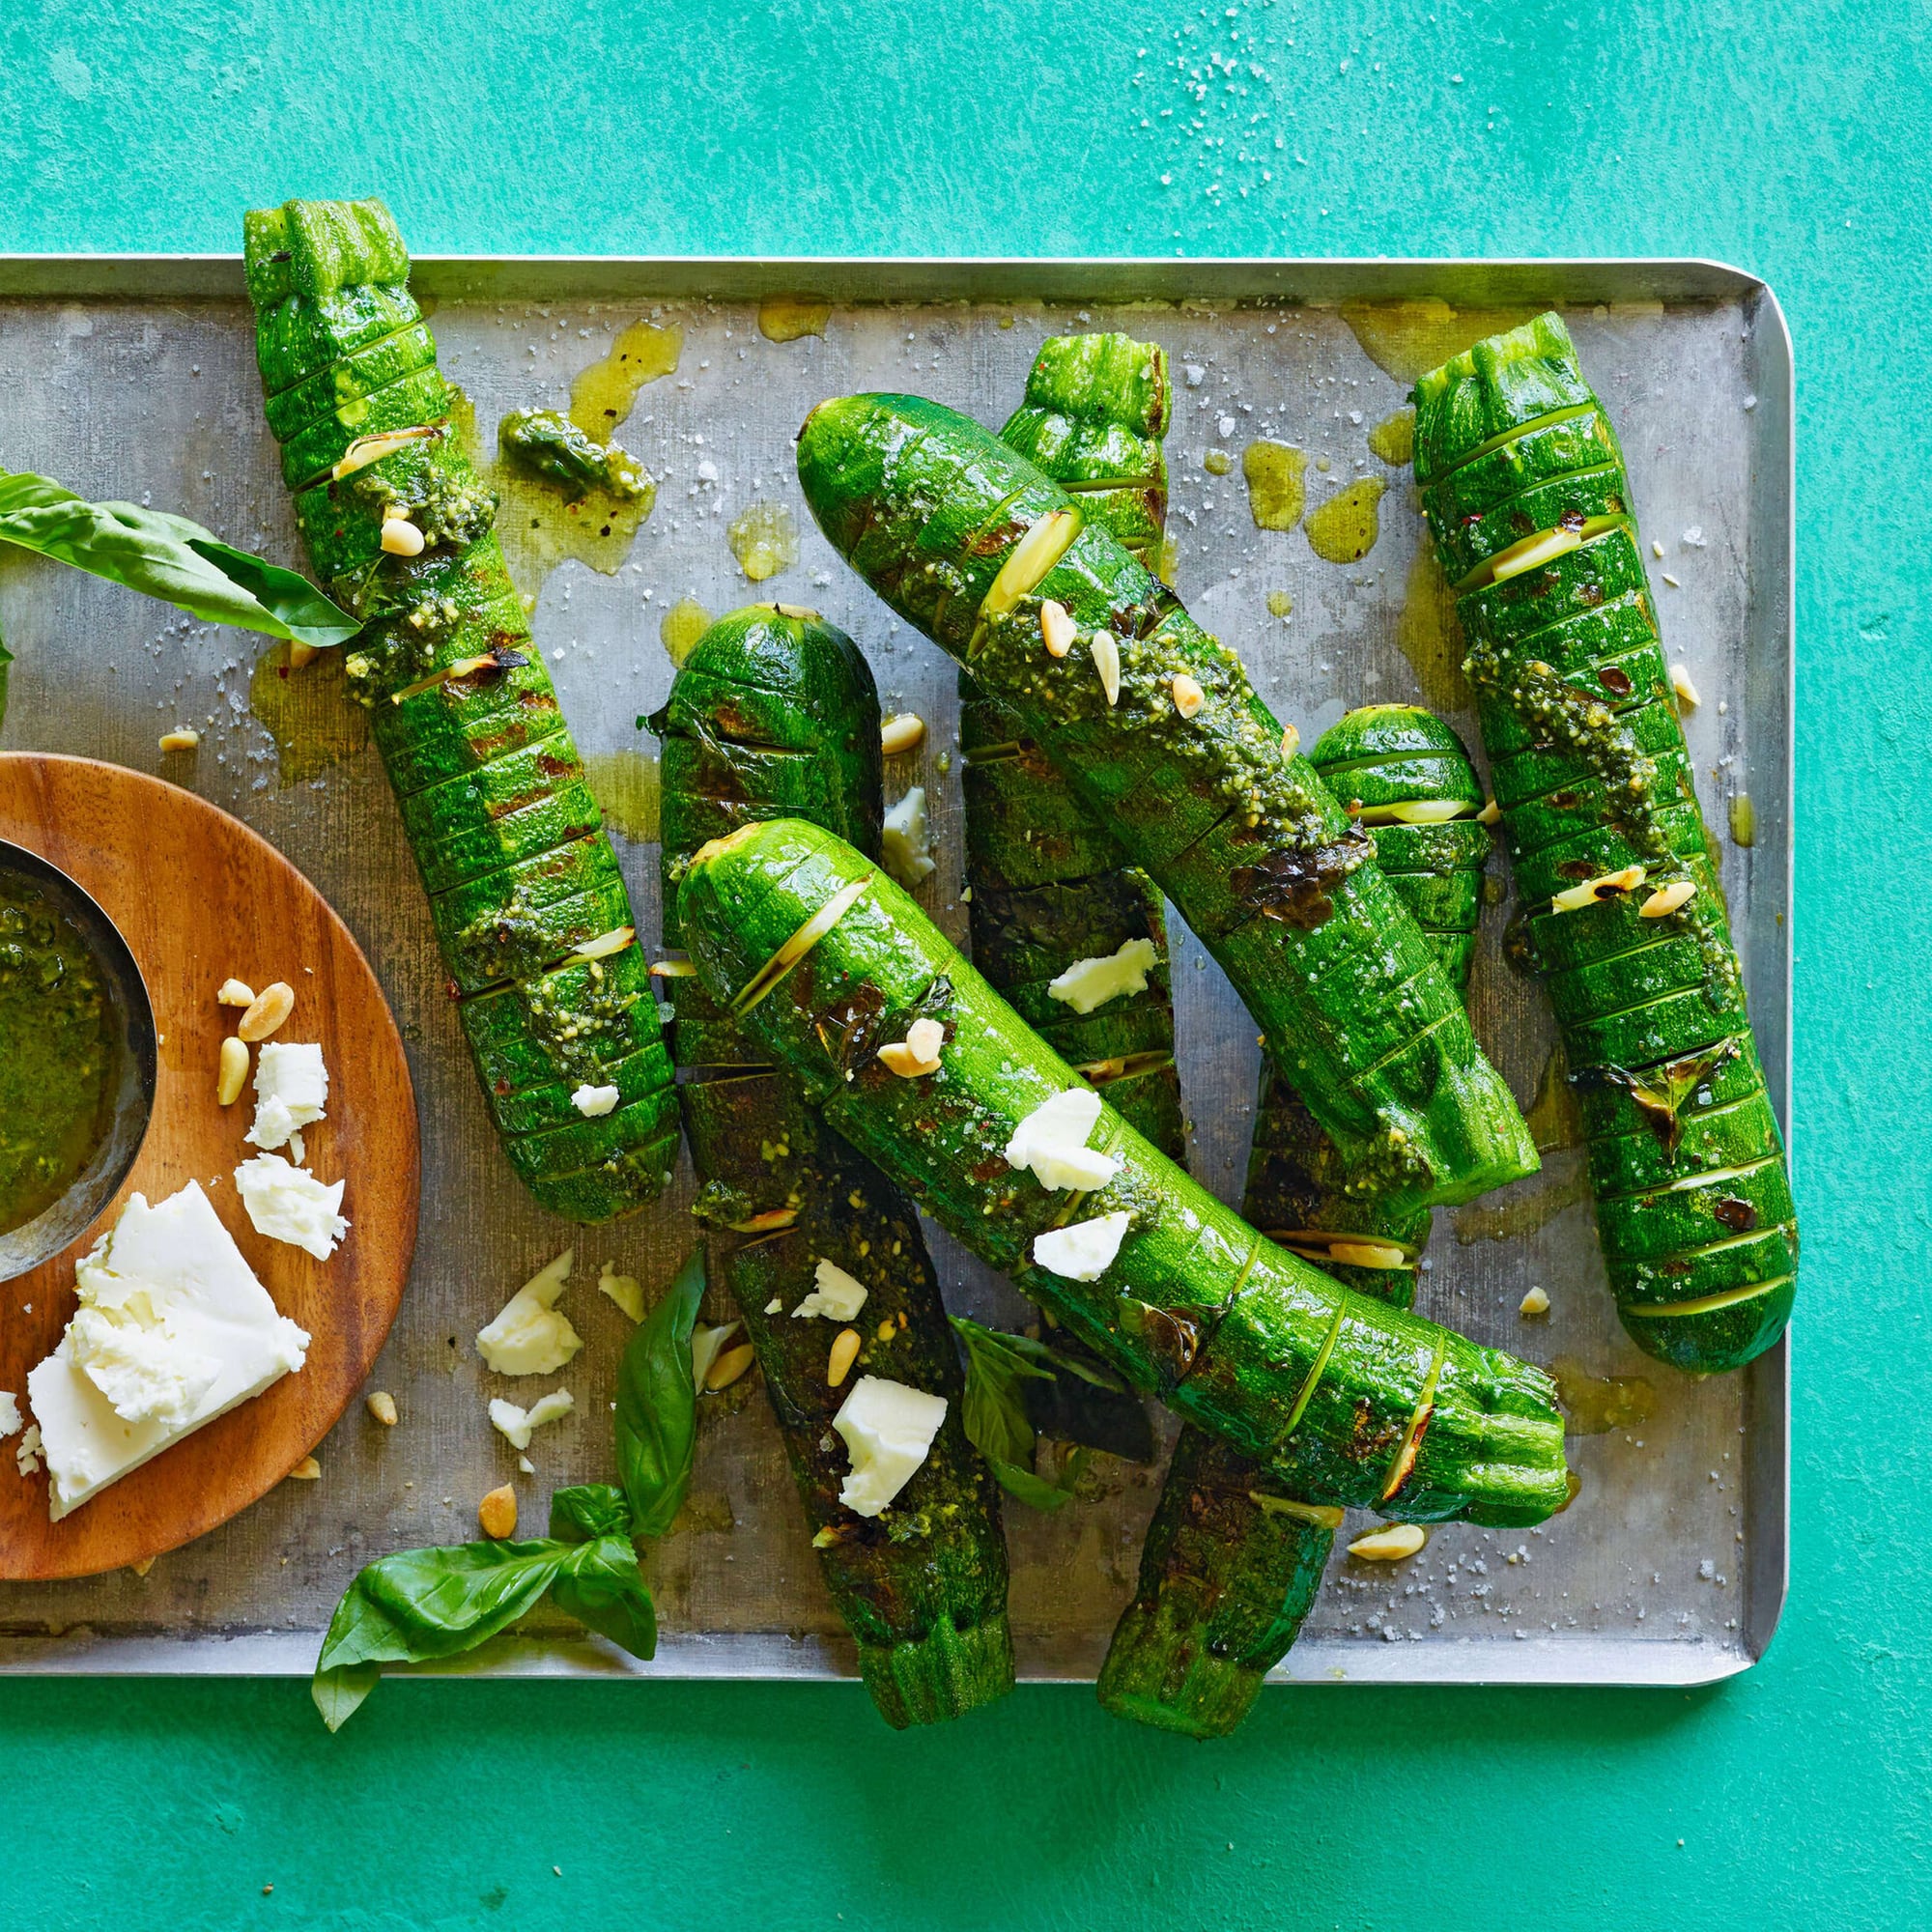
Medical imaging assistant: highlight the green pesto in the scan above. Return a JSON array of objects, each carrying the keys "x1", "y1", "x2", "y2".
[
  {"x1": 497, "y1": 409, "x2": 652, "y2": 502},
  {"x1": 0, "y1": 878, "x2": 118, "y2": 1236}
]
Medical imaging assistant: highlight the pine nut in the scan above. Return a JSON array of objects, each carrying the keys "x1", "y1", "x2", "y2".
[
  {"x1": 879, "y1": 711, "x2": 926, "y2": 755},
  {"x1": 705, "y1": 1343, "x2": 756, "y2": 1391},
  {"x1": 1090, "y1": 629, "x2": 1121, "y2": 706},
  {"x1": 287, "y1": 639, "x2": 319, "y2": 671},
  {"x1": 1347, "y1": 1522, "x2": 1426, "y2": 1561},
  {"x1": 1280, "y1": 723, "x2": 1299, "y2": 758},
  {"x1": 1171, "y1": 672, "x2": 1205, "y2": 719},
  {"x1": 366, "y1": 1391, "x2": 399, "y2": 1426},
  {"x1": 479, "y1": 1484, "x2": 518, "y2": 1539},
  {"x1": 381, "y1": 516, "x2": 425, "y2": 556},
  {"x1": 216, "y1": 1035, "x2": 249, "y2": 1107},
  {"x1": 158, "y1": 728, "x2": 199, "y2": 753},
  {"x1": 287, "y1": 1455, "x2": 322, "y2": 1481},
  {"x1": 1670, "y1": 662, "x2": 1701, "y2": 710},
  {"x1": 1038, "y1": 599, "x2": 1075, "y2": 658},
  {"x1": 827, "y1": 1327, "x2": 862, "y2": 1386},
  {"x1": 216, "y1": 979, "x2": 256, "y2": 1008},
  {"x1": 1477, "y1": 799, "x2": 1501, "y2": 826},
  {"x1": 1641, "y1": 879, "x2": 1697, "y2": 919},
  {"x1": 1520, "y1": 1286, "x2": 1551, "y2": 1317},
  {"x1": 1550, "y1": 867, "x2": 1645, "y2": 914},
  {"x1": 904, "y1": 1017, "x2": 944, "y2": 1065},
  {"x1": 238, "y1": 980, "x2": 295, "y2": 1041}
]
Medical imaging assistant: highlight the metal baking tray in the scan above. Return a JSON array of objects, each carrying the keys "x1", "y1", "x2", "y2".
[{"x1": 0, "y1": 257, "x2": 1791, "y2": 1688}]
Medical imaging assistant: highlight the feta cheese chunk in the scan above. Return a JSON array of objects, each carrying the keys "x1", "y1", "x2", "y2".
[
  {"x1": 476, "y1": 1249, "x2": 582, "y2": 1376},
  {"x1": 235, "y1": 1153, "x2": 350, "y2": 1261},
  {"x1": 15, "y1": 1425, "x2": 43, "y2": 1477},
  {"x1": 1047, "y1": 938, "x2": 1156, "y2": 1015},
  {"x1": 881, "y1": 786, "x2": 936, "y2": 889},
  {"x1": 832, "y1": 1376, "x2": 947, "y2": 1518},
  {"x1": 1032, "y1": 1209, "x2": 1131, "y2": 1282},
  {"x1": 1005, "y1": 1087, "x2": 1122, "y2": 1192},
  {"x1": 597, "y1": 1265, "x2": 644, "y2": 1322},
  {"x1": 487, "y1": 1387, "x2": 575, "y2": 1450},
  {"x1": 570, "y1": 1083, "x2": 620, "y2": 1119},
  {"x1": 245, "y1": 1041, "x2": 328, "y2": 1154},
  {"x1": 792, "y1": 1259, "x2": 868, "y2": 1322},
  {"x1": 0, "y1": 1392, "x2": 19, "y2": 1440},
  {"x1": 24, "y1": 1182, "x2": 310, "y2": 1520}
]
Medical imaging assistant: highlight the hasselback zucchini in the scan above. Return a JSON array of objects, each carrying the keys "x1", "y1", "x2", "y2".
[
  {"x1": 242, "y1": 198, "x2": 677, "y2": 1224},
  {"x1": 1412, "y1": 313, "x2": 1795, "y2": 1373},
  {"x1": 1100, "y1": 705, "x2": 1493, "y2": 1736},
  {"x1": 678, "y1": 816, "x2": 1570, "y2": 1527},
  {"x1": 651, "y1": 605, "x2": 1011, "y2": 1727},
  {"x1": 796, "y1": 392, "x2": 1535, "y2": 1209}
]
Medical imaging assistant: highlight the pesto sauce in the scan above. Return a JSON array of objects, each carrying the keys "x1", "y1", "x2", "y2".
[
  {"x1": 497, "y1": 410, "x2": 651, "y2": 503},
  {"x1": 0, "y1": 878, "x2": 119, "y2": 1236}
]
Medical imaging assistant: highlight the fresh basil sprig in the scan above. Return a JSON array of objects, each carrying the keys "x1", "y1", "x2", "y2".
[
  {"x1": 951, "y1": 1316, "x2": 1150, "y2": 1512},
  {"x1": 311, "y1": 1249, "x2": 708, "y2": 1731},
  {"x1": 0, "y1": 469, "x2": 359, "y2": 648}
]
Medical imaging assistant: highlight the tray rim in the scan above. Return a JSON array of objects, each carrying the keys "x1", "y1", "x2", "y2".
[{"x1": 0, "y1": 253, "x2": 1792, "y2": 1689}]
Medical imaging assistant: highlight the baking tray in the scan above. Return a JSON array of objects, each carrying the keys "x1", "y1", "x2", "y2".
[{"x1": 0, "y1": 257, "x2": 1791, "y2": 1688}]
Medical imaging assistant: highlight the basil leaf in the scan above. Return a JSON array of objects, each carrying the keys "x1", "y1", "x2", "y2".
[
  {"x1": 548, "y1": 1482, "x2": 632, "y2": 1544},
  {"x1": 986, "y1": 1455, "x2": 1079, "y2": 1514},
  {"x1": 311, "y1": 1662, "x2": 381, "y2": 1732},
  {"x1": 0, "y1": 469, "x2": 359, "y2": 647},
  {"x1": 615, "y1": 1247, "x2": 705, "y2": 1540},
  {"x1": 550, "y1": 1534, "x2": 659, "y2": 1661}
]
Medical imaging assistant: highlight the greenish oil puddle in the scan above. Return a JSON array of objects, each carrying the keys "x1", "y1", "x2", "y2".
[
  {"x1": 1204, "y1": 447, "x2": 1232, "y2": 476},
  {"x1": 1394, "y1": 542, "x2": 1473, "y2": 715},
  {"x1": 249, "y1": 642, "x2": 370, "y2": 786},
  {"x1": 1305, "y1": 477, "x2": 1386, "y2": 563},
  {"x1": 1340, "y1": 298, "x2": 1544, "y2": 384},
  {"x1": 1241, "y1": 440, "x2": 1306, "y2": 531},
  {"x1": 1154, "y1": 536, "x2": 1179, "y2": 586},
  {"x1": 568, "y1": 319, "x2": 682, "y2": 440},
  {"x1": 1730, "y1": 793, "x2": 1755, "y2": 847},
  {"x1": 757, "y1": 296, "x2": 831, "y2": 343},
  {"x1": 1265, "y1": 590, "x2": 1293, "y2": 619},
  {"x1": 1368, "y1": 407, "x2": 1416, "y2": 466},
  {"x1": 728, "y1": 502, "x2": 800, "y2": 582},
  {"x1": 1549, "y1": 1354, "x2": 1655, "y2": 1436},
  {"x1": 1525, "y1": 1042, "x2": 1586, "y2": 1153},
  {"x1": 582, "y1": 750, "x2": 661, "y2": 843},
  {"x1": 1453, "y1": 1165, "x2": 1589, "y2": 1245},
  {"x1": 660, "y1": 598, "x2": 713, "y2": 667}
]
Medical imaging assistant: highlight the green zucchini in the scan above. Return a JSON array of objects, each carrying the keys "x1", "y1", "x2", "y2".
[
  {"x1": 1100, "y1": 704, "x2": 1494, "y2": 1737},
  {"x1": 796, "y1": 392, "x2": 1535, "y2": 1209},
  {"x1": 678, "y1": 815, "x2": 1570, "y2": 1527},
  {"x1": 1412, "y1": 312, "x2": 1796, "y2": 1371},
  {"x1": 652, "y1": 605, "x2": 1012, "y2": 1727},
  {"x1": 243, "y1": 197, "x2": 677, "y2": 1224}
]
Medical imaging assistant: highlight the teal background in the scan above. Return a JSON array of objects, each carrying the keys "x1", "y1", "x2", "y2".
[{"x1": 0, "y1": 1, "x2": 1920, "y2": 1924}]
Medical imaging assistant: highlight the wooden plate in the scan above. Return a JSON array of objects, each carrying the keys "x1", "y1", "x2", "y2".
[{"x1": 0, "y1": 754, "x2": 419, "y2": 1579}]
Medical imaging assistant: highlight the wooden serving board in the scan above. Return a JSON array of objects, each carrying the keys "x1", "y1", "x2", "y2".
[{"x1": 0, "y1": 753, "x2": 419, "y2": 1580}]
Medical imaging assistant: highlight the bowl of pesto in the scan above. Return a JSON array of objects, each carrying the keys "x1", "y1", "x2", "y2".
[{"x1": 0, "y1": 841, "x2": 156, "y2": 1283}]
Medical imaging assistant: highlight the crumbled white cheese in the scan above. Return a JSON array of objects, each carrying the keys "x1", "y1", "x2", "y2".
[
  {"x1": 15, "y1": 1424, "x2": 43, "y2": 1477},
  {"x1": 691, "y1": 1321, "x2": 743, "y2": 1392},
  {"x1": 597, "y1": 1265, "x2": 644, "y2": 1322},
  {"x1": 25, "y1": 1182, "x2": 309, "y2": 1520},
  {"x1": 571, "y1": 1083, "x2": 620, "y2": 1118},
  {"x1": 245, "y1": 1041, "x2": 328, "y2": 1154},
  {"x1": 0, "y1": 1392, "x2": 19, "y2": 1440},
  {"x1": 792, "y1": 1259, "x2": 868, "y2": 1322},
  {"x1": 764, "y1": 1296, "x2": 783, "y2": 1315},
  {"x1": 1005, "y1": 1087, "x2": 1122, "y2": 1192},
  {"x1": 1048, "y1": 938, "x2": 1156, "y2": 1014},
  {"x1": 832, "y1": 1376, "x2": 948, "y2": 1517},
  {"x1": 1032, "y1": 1210, "x2": 1131, "y2": 1282},
  {"x1": 476, "y1": 1249, "x2": 582, "y2": 1376},
  {"x1": 488, "y1": 1387, "x2": 575, "y2": 1450},
  {"x1": 234, "y1": 1154, "x2": 350, "y2": 1261},
  {"x1": 881, "y1": 786, "x2": 936, "y2": 889},
  {"x1": 518, "y1": 1454, "x2": 535, "y2": 1474}
]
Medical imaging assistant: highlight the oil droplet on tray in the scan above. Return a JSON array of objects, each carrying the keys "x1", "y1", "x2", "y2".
[
  {"x1": 1340, "y1": 298, "x2": 1543, "y2": 385},
  {"x1": 1524, "y1": 1042, "x2": 1585, "y2": 1154},
  {"x1": 1305, "y1": 478, "x2": 1385, "y2": 563},
  {"x1": 569, "y1": 320, "x2": 682, "y2": 440},
  {"x1": 582, "y1": 750, "x2": 661, "y2": 843},
  {"x1": 660, "y1": 598, "x2": 713, "y2": 667},
  {"x1": 1394, "y1": 542, "x2": 1472, "y2": 714},
  {"x1": 1368, "y1": 407, "x2": 1416, "y2": 467},
  {"x1": 1154, "y1": 536, "x2": 1179, "y2": 586},
  {"x1": 1548, "y1": 1355, "x2": 1655, "y2": 1436},
  {"x1": 248, "y1": 643, "x2": 369, "y2": 786},
  {"x1": 1203, "y1": 448, "x2": 1232, "y2": 476},
  {"x1": 728, "y1": 502, "x2": 799, "y2": 582},
  {"x1": 1265, "y1": 590, "x2": 1293, "y2": 620},
  {"x1": 1241, "y1": 440, "x2": 1306, "y2": 531},
  {"x1": 757, "y1": 296, "x2": 831, "y2": 343},
  {"x1": 1729, "y1": 794, "x2": 1755, "y2": 847},
  {"x1": 1453, "y1": 1165, "x2": 1589, "y2": 1245}
]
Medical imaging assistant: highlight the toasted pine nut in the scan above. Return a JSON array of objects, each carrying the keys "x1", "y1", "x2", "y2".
[
  {"x1": 381, "y1": 515, "x2": 425, "y2": 556},
  {"x1": 1520, "y1": 1286, "x2": 1551, "y2": 1317},
  {"x1": 1641, "y1": 879, "x2": 1697, "y2": 920},
  {"x1": 216, "y1": 1035, "x2": 250, "y2": 1107},
  {"x1": 1280, "y1": 723, "x2": 1299, "y2": 758},
  {"x1": 877, "y1": 1040, "x2": 940, "y2": 1079},
  {"x1": 1171, "y1": 673, "x2": 1205, "y2": 719},
  {"x1": 827, "y1": 1327, "x2": 862, "y2": 1386},
  {"x1": 705, "y1": 1343, "x2": 756, "y2": 1391},
  {"x1": 128, "y1": 1555, "x2": 156, "y2": 1577},
  {"x1": 1347, "y1": 1522, "x2": 1426, "y2": 1561},
  {"x1": 158, "y1": 728, "x2": 200, "y2": 753},
  {"x1": 238, "y1": 980, "x2": 295, "y2": 1042},
  {"x1": 216, "y1": 978, "x2": 256, "y2": 1008},
  {"x1": 479, "y1": 1484, "x2": 518, "y2": 1539},
  {"x1": 287, "y1": 639, "x2": 319, "y2": 671},
  {"x1": 288, "y1": 1455, "x2": 322, "y2": 1482},
  {"x1": 1038, "y1": 599, "x2": 1075, "y2": 658},
  {"x1": 879, "y1": 711, "x2": 926, "y2": 755},
  {"x1": 1090, "y1": 629, "x2": 1121, "y2": 706},
  {"x1": 1550, "y1": 867, "x2": 1645, "y2": 914},
  {"x1": 1670, "y1": 662, "x2": 1700, "y2": 710},
  {"x1": 366, "y1": 1391, "x2": 399, "y2": 1427}
]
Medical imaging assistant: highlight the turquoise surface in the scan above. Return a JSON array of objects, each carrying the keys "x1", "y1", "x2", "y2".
[{"x1": 2, "y1": 1, "x2": 1922, "y2": 1924}]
